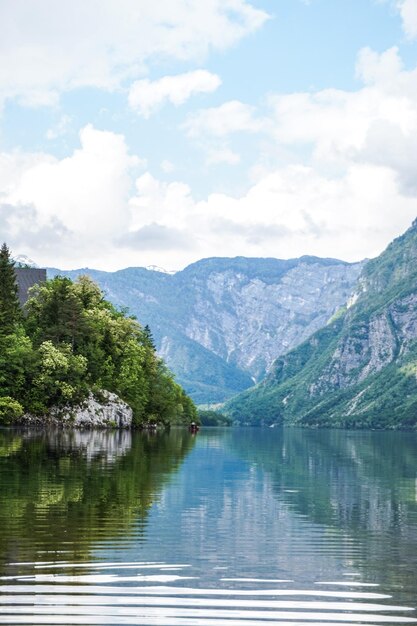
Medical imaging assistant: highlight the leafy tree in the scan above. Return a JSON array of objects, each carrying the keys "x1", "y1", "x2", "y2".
[
  {"x1": 0, "y1": 397, "x2": 24, "y2": 424},
  {"x1": 0, "y1": 326, "x2": 35, "y2": 403},
  {"x1": 19, "y1": 274, "x2": 197, "y2": 425},
  {"x1": 0, "y1": 264, "x2": 196, "y2": 425},
  {"x1": 32, "y1": 341, "x2": 88, "y2": 409}
]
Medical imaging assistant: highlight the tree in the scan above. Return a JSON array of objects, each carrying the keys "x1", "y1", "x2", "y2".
[
  {"x1": 25, "y1": 277, "x2": 86, "y2": 348},
  {"x1": 18, "y1": 274, "x2": 197, "y2": 425},
  {"x1": 143, "y1": 325, "x2": 156, "y2": 351},
  {"x1": 0, "y1": 243, "x2": 20, "y2": 334}
]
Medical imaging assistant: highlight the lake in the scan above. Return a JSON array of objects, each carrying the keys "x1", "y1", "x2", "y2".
[{"x1": 0, "y1": 426, "x2": 416, "y2": 625}]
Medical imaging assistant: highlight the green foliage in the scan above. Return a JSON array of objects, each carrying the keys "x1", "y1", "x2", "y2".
[
  {"x1": 0, "y1": 257, "x2": 196, "y2": 426},
  {"x1": 197, "y1": 409, "x2": 232, "y2": 426},
  {"x1": 0, "y1": 243, "x2": 20, "y2": 334},
  {"x1": 0, "y1": 396, "x2": 23, "y2": 424}
]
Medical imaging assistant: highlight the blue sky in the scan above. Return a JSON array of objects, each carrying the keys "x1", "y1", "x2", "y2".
[{"x1": 1, "y1": 0, "x2": 417, "y2": 270}]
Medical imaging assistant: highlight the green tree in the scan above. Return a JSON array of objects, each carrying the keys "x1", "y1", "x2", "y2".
[
  {"x1": 0, "y1": 243, "x2": 20, "y2": 334},
  {"x1": 35, "y1": 341, "x2": 87, "y2": 404},
  {"x1": 0, "y1": 326, "x2": 35, "y2": 403},
  {"x1": 14, "y1": 274, "x2": 197, "y2": 425},
  {"x1": 0, "y1": 397, "x2": 24, "y2": 424},
  {"x1": 25, "y1": 277, "x2": 86, "y2": 348}
]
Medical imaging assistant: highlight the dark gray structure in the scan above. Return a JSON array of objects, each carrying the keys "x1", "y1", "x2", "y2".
[{"x1": 15, "y1": 268, "x2": 47, "y2": 306}]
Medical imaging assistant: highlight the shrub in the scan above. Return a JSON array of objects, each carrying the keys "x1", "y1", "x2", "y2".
[{"x1": 0, "y1": 396, "x2": 24, "y2": 424}]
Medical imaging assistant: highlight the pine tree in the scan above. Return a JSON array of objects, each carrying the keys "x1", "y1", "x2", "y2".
[
  {"x1": 143, "y1": 324, "x2": 156, "y2": 350},
  {"x1": 0, "y1": 243, "x2": 20, "y2": 335}
]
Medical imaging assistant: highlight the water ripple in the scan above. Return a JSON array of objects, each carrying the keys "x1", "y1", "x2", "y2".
[{"x1": 0, "y1": 561, "x2": 415, "y2": 626}]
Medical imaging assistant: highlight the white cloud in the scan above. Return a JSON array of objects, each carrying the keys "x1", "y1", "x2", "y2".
[
  {"x1": 1, "y1": 127, "x2": 416, "y2": 271},
  {"x1": 128, "y1": 70, "x2": 221, "y2": 117},
  {"x1": 0, "y1": 0, "x2": 268, "y2": 107},
  {"x1": 182, "y1": 47, "x2": 417, "y2": 173},
  {"x1": 184, "y1": 100, "x2": 264, "y2": 138},
  {"x1": 3, "y1": 44, "x2": 417, "y2": 271},
  {"x1": 183, "y1": 100, "x2": 265, "y2": 166},
  {"x1": 10, "y1": 125, "x2": 140, "y2": 237},
  {"x1": 0, "y1": 125, "x2": 143, "y2": 267},
  {"x1": 123, "y1": 163, "x2": 417, "y2": 269},
  {"x1": 206, "y1": 146, "x2": 241, "y2": 165},
  {"x1": 0, "y1": 202, "x2": 71, "y2": 253},
  {"x1": 264, "y1": 46, "x2": 417, "y2": 192},
  {"x1": 397, "y1": 0, "x2": 417, "y2": 38}
]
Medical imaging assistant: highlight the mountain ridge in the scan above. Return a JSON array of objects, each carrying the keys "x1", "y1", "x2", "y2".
[{"x1": 49, "y1": 255, "x2": 364, "y2": 403}]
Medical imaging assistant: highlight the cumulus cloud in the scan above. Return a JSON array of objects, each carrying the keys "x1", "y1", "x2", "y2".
[
  {"x1": 123, "y1": 164, "x2": 417, "y2": 269},
  {"x1": 0, "y1": 202, "x2": 73, "y2": 254},
  {"x1": 181, "y1": 47, "x2": 417, "y2": 182},
  {"x1": 0, "y1": 125, "x2": 144, "y2": 267},
  {"x1": 128, "y1": 70, "x2": 221, "y2": 117},
  {"x1": 397, "y1": 0, "x2": 417, "y2": 38},
  {"x1": 262, "y1": 46, "x2": 417, "y2": 195},
  {"x1": 0, "y1": 0, "x2": 268, "y2": 107},
  {"x1": 2, "y1": 43, "x2": 417, "y2": 271},
  {"x1": 182, "y1": 47, "x2": 417, "y2": 174},
  {"x1": 2, "y1": 120, "x2": 417, "y2": 270},
  {"x1": 9, "y1": 125, "x2": 140, "y2": 237}
]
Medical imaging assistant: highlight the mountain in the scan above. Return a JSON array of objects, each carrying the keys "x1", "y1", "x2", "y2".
[
  {"x1": 49, "y1": 256, "x2": 363, "y2": 404},
  {"x1": 13, "y1": 255, "x2": 38, "y2": 268},
  {"x1": 225, "y1": 219, "x2": 417, "y2": 429}
]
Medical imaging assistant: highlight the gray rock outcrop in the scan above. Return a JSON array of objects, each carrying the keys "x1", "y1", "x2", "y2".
[{"x1": 19, "y1": 391, "x2": 132, "y2": 428}]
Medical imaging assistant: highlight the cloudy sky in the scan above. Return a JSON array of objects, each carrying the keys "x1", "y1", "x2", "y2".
[{"x1": 1, "y1": 0, "x2": 417, "y2": 270}]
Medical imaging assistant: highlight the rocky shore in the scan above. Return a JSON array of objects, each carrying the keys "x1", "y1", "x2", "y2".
[{"x1": 17, "y1": 391, "x2": 133, "y2": 429}]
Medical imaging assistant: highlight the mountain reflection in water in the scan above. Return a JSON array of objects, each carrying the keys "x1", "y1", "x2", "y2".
[{"x1": 0, "y1": 426, "x2": 416, "y2": 625}]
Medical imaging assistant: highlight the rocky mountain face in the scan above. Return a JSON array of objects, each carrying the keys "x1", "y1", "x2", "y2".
[
  {"x1": 49, "y1": 256, "x2": 363, "y2": 404},
  {"x1": 225, "y1": 219, "x2": 417, "y2": 429}
]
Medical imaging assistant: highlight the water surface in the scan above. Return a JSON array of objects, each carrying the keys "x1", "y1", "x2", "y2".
[{"x1": 0, "y1": 427, "x2": 416, "y2": 625}]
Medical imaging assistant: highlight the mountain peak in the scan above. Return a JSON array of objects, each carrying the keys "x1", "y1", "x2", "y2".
[
  {"x1": 146, "y1": 265, "x2": 176, "y2": 275},
  {"x1": 14, "y1": 254, "x2": 38, "y2": 268}
]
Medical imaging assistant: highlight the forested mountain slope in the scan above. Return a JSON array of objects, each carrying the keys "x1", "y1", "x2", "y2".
[
  {"x1": 225, "y1": 219, "x2": 417, "y2": 429},
  {"x1": 50, "y1": 256, "x2": 363, "y2": 403}
]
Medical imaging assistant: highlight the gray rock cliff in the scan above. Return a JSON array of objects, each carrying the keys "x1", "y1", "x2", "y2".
[{"x1": 20, "y1": 391, "x2": 132, "y2": 428}]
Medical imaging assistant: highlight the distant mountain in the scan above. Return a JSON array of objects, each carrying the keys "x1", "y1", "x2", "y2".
[
  {"x1": 13, "y1": 255, "x2": 38, "y2": 268},
  {"x1": 49, "y1": 255, "x2": 364, "y2": 404},
  {"x1": 225, "y1": 219, "x2": 417, "y2": 429}
]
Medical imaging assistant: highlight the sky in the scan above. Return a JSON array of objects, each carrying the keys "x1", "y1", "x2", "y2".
[{"x1": 1, "y1": 0, "x2": 417, "y2": 271}]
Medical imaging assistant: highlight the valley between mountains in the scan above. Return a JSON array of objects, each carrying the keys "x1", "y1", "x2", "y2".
[{"x1": 50, "y1": 256, "x2": 364, "y2": 405}]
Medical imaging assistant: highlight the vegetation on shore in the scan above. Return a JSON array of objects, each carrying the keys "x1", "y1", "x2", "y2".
[
  {"x1": 197, "y1": 409, "x2": 232, "y2": 426},
  {"x1": 0, "y1": 243, "x2": 197, "y2": 426}
]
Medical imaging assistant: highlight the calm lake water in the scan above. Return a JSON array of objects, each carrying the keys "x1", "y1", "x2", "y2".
[{"x1": 0, "y1": 427, "x2": 416, "y2": 625}]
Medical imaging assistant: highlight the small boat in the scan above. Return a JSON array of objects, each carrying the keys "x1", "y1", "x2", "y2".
[{"x1": 189, "y1": 422, "x2": 200, "y2": 433}]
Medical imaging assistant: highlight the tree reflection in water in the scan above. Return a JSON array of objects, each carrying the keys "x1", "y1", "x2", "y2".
[{"x1": 0, "y1": 428, "x2": 196, "y2": 571}]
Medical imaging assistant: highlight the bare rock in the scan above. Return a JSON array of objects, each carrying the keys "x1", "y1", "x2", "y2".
[{"x1": 19, "y1": 391, "x2": 133, "y2": 428}]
